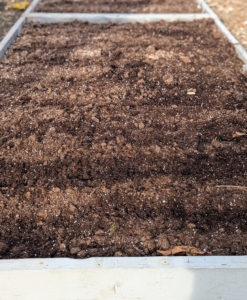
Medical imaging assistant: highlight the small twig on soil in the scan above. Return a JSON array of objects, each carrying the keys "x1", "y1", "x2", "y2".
[
  {"x1": 90, "y1": 186, "x2": 100, "y2": 197},
  {"x1": 133, "y1": 245, "x2": 144, "y2": 255},
  {"x1": 216, "y1": 185, "x2": 247, "y2": 191},
  {"x1": 89, "y1": 222, "x2": 96, "y2": 236}
]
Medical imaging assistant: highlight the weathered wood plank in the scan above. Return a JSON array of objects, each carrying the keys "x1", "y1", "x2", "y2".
[
  {"x1": 1, "y1": 257, "x2": 247, "y2": 299},
  {"x1": 1, "y1": 256, "x2": 247, "y2": 270},
  {"x1": 26, "y1": 13, "x2": 211, "y2": 23}
]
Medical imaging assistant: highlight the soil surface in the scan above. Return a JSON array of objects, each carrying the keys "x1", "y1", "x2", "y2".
[
  {"x1": 36, "y1": 0, "x2": 201, "y2": 13},
  {"x1": 0, "y1": 0, "x2": 22, "y2": 42},
  {"x1": 206, "y1": 0, "x2": 247, "y2": 49},
  {"x1": 1, "y1": 19, "x2": 247, "y2": 259}
]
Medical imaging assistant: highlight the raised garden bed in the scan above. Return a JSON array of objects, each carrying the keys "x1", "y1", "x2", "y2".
[
  {"x1": 36, "y1": 0, "x2": 201, "y2": 13},
  {"x1": 0, "y1": 19, "x2": 247, "y2": 259}
]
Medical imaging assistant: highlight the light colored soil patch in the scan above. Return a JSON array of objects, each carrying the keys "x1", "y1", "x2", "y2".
[{"x1": 207, "y1": 0, "x2": 247, "y2": 49}]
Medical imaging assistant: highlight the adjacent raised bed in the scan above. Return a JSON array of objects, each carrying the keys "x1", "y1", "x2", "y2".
[
  {"x1": 0, "y1": 19, "x2": 247, "y2": 259},
  {"x1": 206, "y1": 0, "x2": 247, "y2": 50},
  {"x1": 0, "y1": 0, "x2": 22, "y2": 42},
  {"x1": 36, "y1": 0, "x2": 201, "y2": 13}
]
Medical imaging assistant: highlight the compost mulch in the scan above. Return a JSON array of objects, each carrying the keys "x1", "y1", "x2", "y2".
[
  {"x1": 1, "y1": 19, "x2": 247, "y2": 259},
  {"x1": 36, "y1": 0, "x2": 201, "y2": 13}
]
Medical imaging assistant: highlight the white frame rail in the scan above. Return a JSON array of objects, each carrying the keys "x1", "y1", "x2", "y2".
[{"x1": 1, "y1": 256, "x2": 247, "y2": 299}]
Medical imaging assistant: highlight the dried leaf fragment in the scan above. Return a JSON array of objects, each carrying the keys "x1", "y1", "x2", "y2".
[
  {"x1": 157, "y1": 245, "x2": 210, "y2": 256},
  {"x1": 232, "y1": 131, "x2": 245, "y2": 138},
  {"x1": 13, "y1": 1, "x2": 29, "y2": 10}
]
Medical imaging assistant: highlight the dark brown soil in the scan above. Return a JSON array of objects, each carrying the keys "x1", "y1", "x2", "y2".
[
  {"x1": 1, "y1": 19, "x2": 247, "y2": 259},
  {"x1": 36, "y1": 0, "x2": 201, "y2": 13}
]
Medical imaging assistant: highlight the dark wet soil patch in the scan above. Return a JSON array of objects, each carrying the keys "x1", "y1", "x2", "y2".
[
  {"x1": 0, "y1": 19, "x2": 247, "y2": 259},
  {"x1": 36, "y1": 0, "x2": 201, "y2": 13}
]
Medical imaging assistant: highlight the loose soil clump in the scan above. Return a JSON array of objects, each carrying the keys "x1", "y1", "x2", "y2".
[
  {"x1": 0, "y1": 20, "x2": 247, "y2": 259},
  {"x1": 36, "y1": 0, "x2": 201, "y2": 13}
]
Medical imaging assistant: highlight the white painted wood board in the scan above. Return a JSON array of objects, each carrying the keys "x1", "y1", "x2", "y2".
[
  {"x1": 26, "y1": 13, "x2": 211, "y2": 23},
  {"x1": 1, "y1": 256, "x2": 247, "y2": 270},
  {"x1": 0, "y1": 257, "x2": 247, "y2": 300}
]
